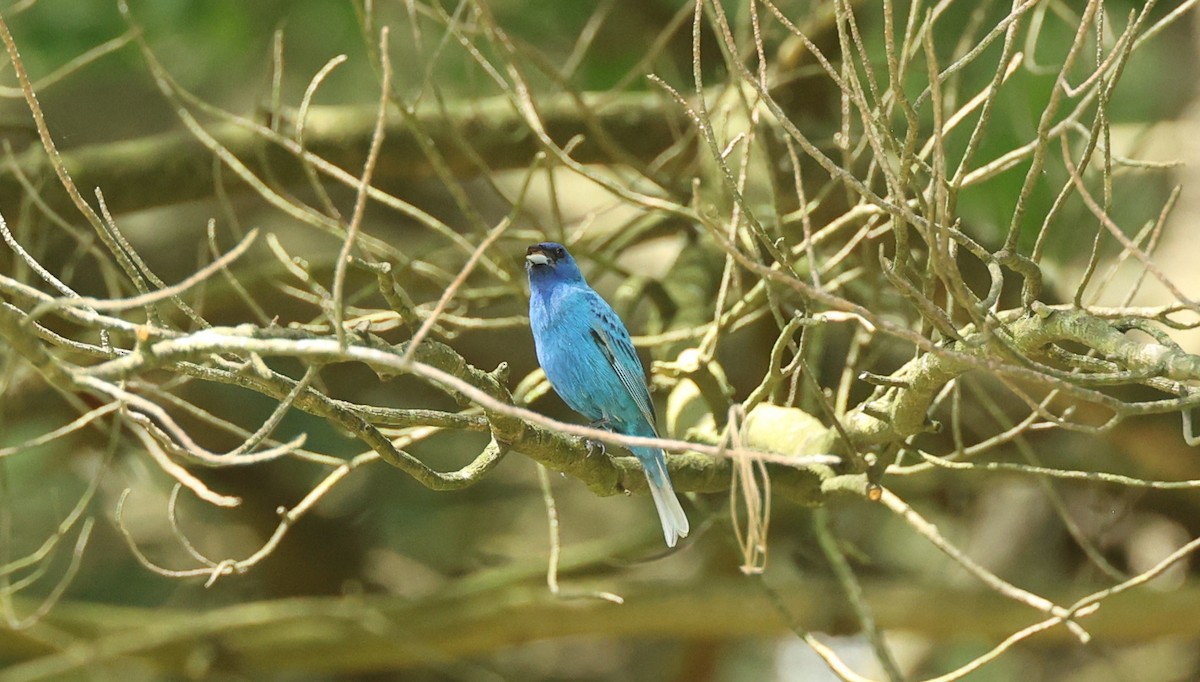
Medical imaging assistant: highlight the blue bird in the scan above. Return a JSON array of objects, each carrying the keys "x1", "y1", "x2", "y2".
[{"x1": 525, "y1": 242, "x2": 689, "y2": 547}]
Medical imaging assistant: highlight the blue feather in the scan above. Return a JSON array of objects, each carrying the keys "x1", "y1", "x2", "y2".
[{"x1": 526, "y1": 242, "x2": 689, "y2": 547}]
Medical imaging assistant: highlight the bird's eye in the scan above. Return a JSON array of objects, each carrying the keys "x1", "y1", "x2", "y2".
[{"x1": 556, "y1": 248, "x2": 566, "y2": 259}]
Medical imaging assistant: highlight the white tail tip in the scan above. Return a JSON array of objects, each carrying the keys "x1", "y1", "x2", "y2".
[{"x1": 646, "y1": 471, "x2": 689, "y2": 547}]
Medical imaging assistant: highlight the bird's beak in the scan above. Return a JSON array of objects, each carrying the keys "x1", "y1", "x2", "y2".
[{"x1": 525, "y1": 251, "x2": 551, "y2": 267}]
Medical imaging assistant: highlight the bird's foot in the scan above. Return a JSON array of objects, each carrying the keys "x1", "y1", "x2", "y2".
[
  {"x1": 585, "y1": 438, "x2": 606, "y2": 458},
  {"x1": 584, "y1": 418, "x2": 610, "y2": 458}
]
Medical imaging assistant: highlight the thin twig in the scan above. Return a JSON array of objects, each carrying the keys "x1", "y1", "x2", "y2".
[{"x1": 333, "y1": 27, "x2": 392, "y2": 347}]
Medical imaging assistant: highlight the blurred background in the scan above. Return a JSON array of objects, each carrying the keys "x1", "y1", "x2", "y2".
[{"x1": 1, "y1": 1, "x2": 1200, "y2": 680}]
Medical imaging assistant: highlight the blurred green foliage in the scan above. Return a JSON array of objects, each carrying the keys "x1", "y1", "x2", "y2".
[{"x1": 1, "y1": 1, "x2": 1199, "y2": 680}]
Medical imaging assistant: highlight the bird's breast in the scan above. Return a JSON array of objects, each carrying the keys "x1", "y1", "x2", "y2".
[{"x1": 528, "y1": 287, "x2": 613, "y2": 422}]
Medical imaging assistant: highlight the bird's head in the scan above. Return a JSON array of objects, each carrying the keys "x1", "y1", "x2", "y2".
[{"x1": 525, "y1": 242, "x2": 586, "y2": 287}]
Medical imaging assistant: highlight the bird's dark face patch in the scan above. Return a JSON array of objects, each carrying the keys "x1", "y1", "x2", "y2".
[
  {"x1": 526, "y1": 242, "x2": 570, "y2": 267},
  {"x1": 525, "y1": 244, "x2": 557, "y2": 268},
  {"x1": 525, "y1": 242, "x2": 585, "y2": 286}
]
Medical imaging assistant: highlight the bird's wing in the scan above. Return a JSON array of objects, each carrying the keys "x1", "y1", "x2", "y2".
[{"x1": 586, "y1": 296, "x2": 657, "y2": 429}]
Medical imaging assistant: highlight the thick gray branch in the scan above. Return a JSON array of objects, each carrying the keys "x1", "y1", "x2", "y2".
[{"x1": 842, "y1": 303, "x2": 1200, "y2": 452}]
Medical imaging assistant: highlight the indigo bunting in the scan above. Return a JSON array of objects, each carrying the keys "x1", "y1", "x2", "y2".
[{"x1": 526, "y1": 242, "x2": 689, "y2": 547}]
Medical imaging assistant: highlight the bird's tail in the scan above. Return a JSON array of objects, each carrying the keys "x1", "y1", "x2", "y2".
[{"x1": 634, "y1": 446, "x2": 690, "y2": 547}]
